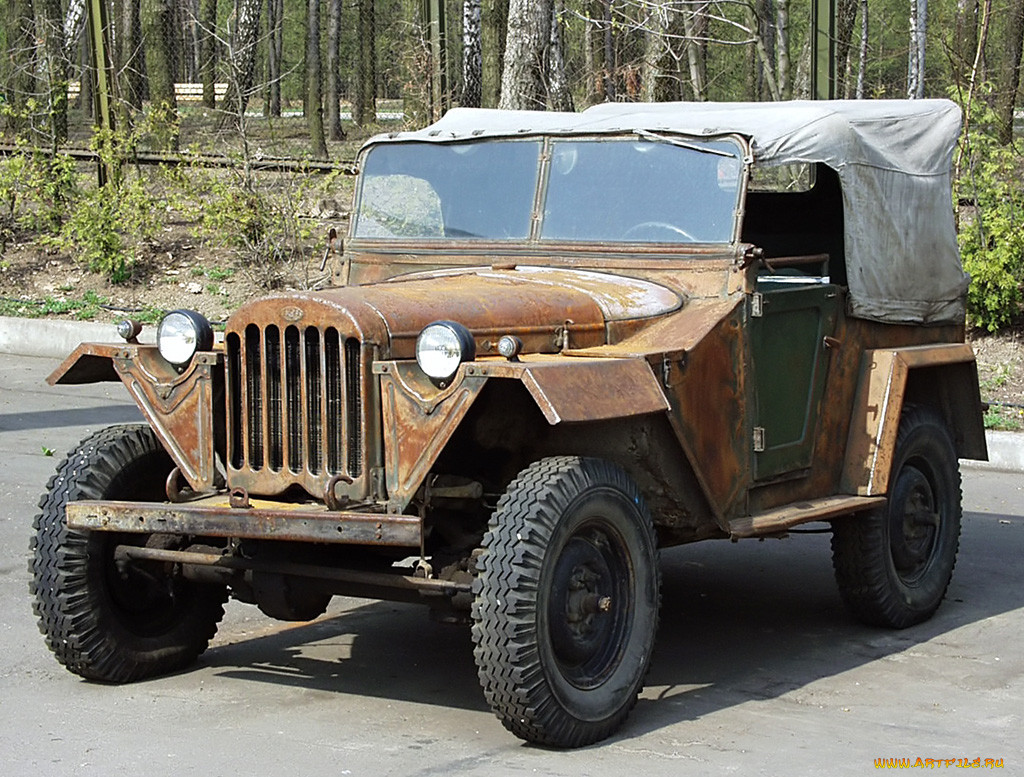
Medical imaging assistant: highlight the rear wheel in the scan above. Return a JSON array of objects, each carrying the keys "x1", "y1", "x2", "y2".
[
  {"x1": 30, "y1": 424, "x2": 227, "y2": 682},
  {"x1": 472, "y1": 457, "x2": 660, "y2": 747},
  {"x1": 831, "y1": 406, "x2": 961, "y2": 628}
]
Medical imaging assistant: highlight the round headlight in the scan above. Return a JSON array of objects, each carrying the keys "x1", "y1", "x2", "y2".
[
  {"x1": 157, "y1": 309, "x2": 213, "y2": 366},
  {"x1": 415, "y1": 321, "x2": 475, "y2": 382}
]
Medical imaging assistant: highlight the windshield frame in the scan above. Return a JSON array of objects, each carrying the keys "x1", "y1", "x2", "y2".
[{"x1": 350, "y1": 132, "x2": 750, "y2": 248}]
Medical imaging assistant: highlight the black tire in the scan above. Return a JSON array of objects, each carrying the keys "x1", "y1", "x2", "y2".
[
  {"x1": 30, "y1": 424, "x2": 227, "y2": 683},
  {"x1": 831, "y1": 405, "x2": 961, "y2": 629},
  {"x1": 471, "y1": 456, "x2": 660, "y2": 748}
]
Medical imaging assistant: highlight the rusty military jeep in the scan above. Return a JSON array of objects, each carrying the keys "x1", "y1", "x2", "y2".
[{"x1": 32, "y1": 100, "x2": 987, "y2": 747}]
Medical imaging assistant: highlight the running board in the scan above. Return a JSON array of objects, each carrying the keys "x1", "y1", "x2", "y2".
[{"x1": 728, "y1": 495, "x2": 887, "y2": 539}]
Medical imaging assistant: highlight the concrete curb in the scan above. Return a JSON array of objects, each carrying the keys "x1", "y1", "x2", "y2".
[
  {"x1": 0, "y1": 315, "x2": 153, "y2": 359},
  {"x1": 1, "y1": 315, "x2": 1022, "y2": 472}
]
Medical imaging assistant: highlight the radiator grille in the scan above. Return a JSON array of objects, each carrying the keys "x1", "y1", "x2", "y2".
[{"x1": 226, "y1": 324, "x2": 364, "y2": 492}]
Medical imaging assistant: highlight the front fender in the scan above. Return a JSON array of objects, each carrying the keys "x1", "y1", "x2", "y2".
[
  {"x1": 48, "y1": 343, "x2": 223, "y2": 494},
  {"x1": 375, "y1": 356, "x2": 669, "y2": 512}
]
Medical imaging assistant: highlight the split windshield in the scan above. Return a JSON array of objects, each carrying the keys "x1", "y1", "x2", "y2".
[{"x1": 353, "y1": 135, "x2": 744, "y2": 244}]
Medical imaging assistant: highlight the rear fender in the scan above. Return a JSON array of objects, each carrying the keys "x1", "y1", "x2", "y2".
[{"x1": 841, "y1": 343, "x2": 988, "y2": 496}]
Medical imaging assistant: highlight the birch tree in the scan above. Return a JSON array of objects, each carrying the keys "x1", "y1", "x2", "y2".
[
  {"x1": 907, "y1": 0, "x2": 927, "y2": 98},
  {"x1": 221, "y1": 0, "x2": 262, "y2": 123},
  {"x1": 499, "y1": 0, "x2": 551, "y2": 109},
  {"x1": 462, "y1": 0, "x2": 483, "y2": 106}
]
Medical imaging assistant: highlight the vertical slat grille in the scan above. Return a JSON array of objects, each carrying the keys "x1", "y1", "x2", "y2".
[
  {"x1": 285, "y1": 326, "x2": 303, "y2": 473},
  {"x1": 305, "y1": 327, "x2": 322, "y2": 474},
  {"x1": 245, "y1": 324, "x2": 263, "y2": 469},
  {"x1": 325, "y1": 328, "x2": 343, "y2": 474},
  {"x1": 265, "y1": 326, "x2": 283, "y2": 471},
  {"x1": 227, "y1": 332, "x2": 243, "y2": 469},
  {"x1": 345, "y1": 337, "x2": 363, "y2": 477},
  {"x1": 227, "y1": 321, "x2": 365, "y2": 494}
]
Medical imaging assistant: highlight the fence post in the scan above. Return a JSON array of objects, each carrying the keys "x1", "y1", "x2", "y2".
[
  {"x1": 810, "y1": 0, "x2": 837, "y2": 100},
  {"x1": 422, "y1": 0, "x2": 449, "y2": 120},
  {"x1": 85, "y1": 0, "x2": 117, "y2": 184}
]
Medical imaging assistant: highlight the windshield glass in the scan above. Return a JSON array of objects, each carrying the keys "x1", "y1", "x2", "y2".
[
  {"x1": 353, "y1": 135, "x2": 744, "y2": 244},
  {"x1": 542, "y1": 137, "x2": 742, "y2": 243},
  {"x1": 354, "y1": 140, "x2": 540, "y2": 239}
]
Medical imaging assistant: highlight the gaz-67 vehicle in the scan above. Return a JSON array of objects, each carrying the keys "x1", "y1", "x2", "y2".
[{"x1": 33, "y1": 100, "x2": 986, "y2": 747}]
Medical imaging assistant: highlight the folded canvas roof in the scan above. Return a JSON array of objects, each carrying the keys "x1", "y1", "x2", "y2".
[{"x1": 365, "y1": 100, "x2": 968, "y2": 324}]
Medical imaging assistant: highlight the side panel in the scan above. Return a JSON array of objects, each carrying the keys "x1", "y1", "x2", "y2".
[{"x1": 750, "y1": 283, "x2": 840, "y2": 480}]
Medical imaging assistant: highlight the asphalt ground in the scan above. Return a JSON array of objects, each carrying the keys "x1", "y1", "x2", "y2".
[{"x1": 0, "y1": 327, "x2": 1022, "y2": 775}]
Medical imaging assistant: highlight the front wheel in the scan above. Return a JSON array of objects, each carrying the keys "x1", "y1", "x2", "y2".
[
  {"x1": 831, "y1": 406, "x2": 962, "y2": 628},
  {"x1": 30, "y1": 424, "x2": 227, "y2": 683},
  {"x1": 471, "y1": 457, "x2": 660, "y2": 747}
]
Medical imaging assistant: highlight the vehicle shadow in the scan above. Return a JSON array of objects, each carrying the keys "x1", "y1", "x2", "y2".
[
  {"x1": 199, "y1": 508, "x2": 1024, "y2": 738},
  {"x1": 0, "y1": 404, "x2": 142, "y2": 433}
]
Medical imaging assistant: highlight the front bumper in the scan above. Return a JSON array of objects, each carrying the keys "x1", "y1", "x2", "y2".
[{"x1": 65, "y1": 494, "x2": 422, "y2": 547}]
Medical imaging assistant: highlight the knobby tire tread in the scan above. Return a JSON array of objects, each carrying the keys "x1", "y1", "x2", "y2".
[{"x1": 30, "y1": 424, "x2": 226, "y2": 683}]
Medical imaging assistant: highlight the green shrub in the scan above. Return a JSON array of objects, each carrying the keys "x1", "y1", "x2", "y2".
[
  {"x1": 58, "y1": 174, "x2": 159, "y2": 283},
  {"x1": 955, "y1": 91, "x2": 1024, "y2": 332}
]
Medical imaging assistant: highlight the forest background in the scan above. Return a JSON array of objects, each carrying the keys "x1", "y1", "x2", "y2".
[{"x1": 0, "y1": 0, "x2": 1022, "y2": 426}]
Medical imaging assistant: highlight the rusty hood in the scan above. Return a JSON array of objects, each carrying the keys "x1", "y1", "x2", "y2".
[{"x1": 227, "y1": 267, "x2": 682, "y2": 357}]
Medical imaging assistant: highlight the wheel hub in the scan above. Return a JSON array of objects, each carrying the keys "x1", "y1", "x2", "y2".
[
  {"x1": 548, "y1": 528, "x2": 629, "y2": 689},
  {"x1": 890, "y1": 464, "x2": 939, "y2": 581}
]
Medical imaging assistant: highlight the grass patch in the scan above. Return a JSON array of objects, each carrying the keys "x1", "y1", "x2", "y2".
[{"x1": 984, "y1": 404, "x2": 1024, "y2": 432}]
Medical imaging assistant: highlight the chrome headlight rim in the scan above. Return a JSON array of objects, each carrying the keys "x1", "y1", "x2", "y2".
[
  {"x1": 415, "y1": 320, "x2": 476, "y2": 383},
  {"x1": 157, "y1": 309, "x2": 213, "y2": 367}
]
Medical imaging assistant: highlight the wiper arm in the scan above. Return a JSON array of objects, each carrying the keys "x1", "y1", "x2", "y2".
[{"x1": 632, "y1": 129, "x2": 737, "y2": 159}]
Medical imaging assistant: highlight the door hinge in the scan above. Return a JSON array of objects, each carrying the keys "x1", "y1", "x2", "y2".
[
  {"x1": 750, "y1": 292, "x2": 763, "y2": 318},
  {"x1": 753, "y1": 426, "x2": 766, "y2": 452}
]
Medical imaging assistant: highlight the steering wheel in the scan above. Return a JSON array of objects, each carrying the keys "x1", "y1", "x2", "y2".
[{"x1": 623, "y1": 221, "x2": 696, "y2": 242}]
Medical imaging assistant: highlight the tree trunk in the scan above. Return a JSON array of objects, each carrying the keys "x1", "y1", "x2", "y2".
[
  {"x1": 856, "y1": 0, "x2": 869, "y2": 98},
  {"x1": 36, "y1": 0, "x2": 68, "y2": 145},
  {"x1": 641, "y1": 1, "x2": 669, "y2": 102},
  {"x1": 352, "y1": 0, "x2": 376, "y2": 126},
  {"x1": 79, "y1": 33, "x2": 94, "y2": 118},
  {"x1": 498, "y1": 0, "x2": 550, "y2": 109},
  {"x1": 326, "y1": 0, "x2": 344, "y2": 138},
  {"x1": 954, "y1": 0, "x2": 979, "y2": 88},
  {"x1": 199, "y1": 0, "x2": 217, "y2": 108},
  {"x1": 682, "y1": 3, "x2": 707, "y2": 100},
  {"x1": 835, "y1": 0, "x2": 857, "y2": 98},
  {"x1": 267, "y1": 0, "x2": 283, "y2": 116},
  {"x1": 907, "y1": 0, "x2": 927, "y2": 98},
  {"x1": 482, "y1": 0, "x2": 508, "y2": 107},
  {"x1": 461, "y1": 0, "x2": 483, "y2": 106},
  {"x1": 122, "y1": 0, "x2": 145, "y2": 108},
  {"x1": 583, "y1": 2, "x2": 603, "y2": 102},
  {"x1": 141, "y1": 0, "x2": 178, "y2": 148},
  {"x1": 221, "y1": 0, "x2": 262, "y2": 123},
  {"x1": 547, "y1": 0, "x2": 573, "y2": 110},
  {"x1": 306, "y1": 0, "x2": 327, "y2": 158},
  {"x1": 6, "y1": 0, "x2": 36, "y2": 129},
  {"x1": 602, "y1": 0, "x2": 616, "y2": 100},
  {"x1": 776, "y1": 0, "x2": 791, "y2": 99},
  {"x1": 64, "y1": 0, "x2": 88, "y2": 58},
  {"x1": 995, "y1": 0, "x2": 1024, "y2": 143}
]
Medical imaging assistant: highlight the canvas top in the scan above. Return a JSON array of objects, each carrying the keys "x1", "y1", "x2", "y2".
[{"x1": 363, "y1": 100, "x2": 968, "y2": 324}]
